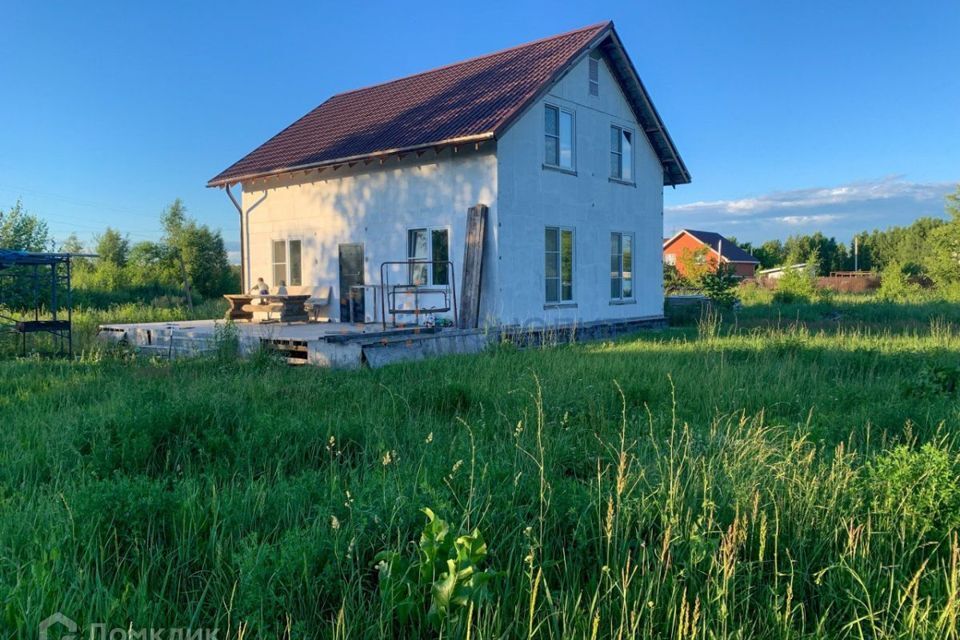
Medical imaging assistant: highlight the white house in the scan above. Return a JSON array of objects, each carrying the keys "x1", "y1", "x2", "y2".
[{"x1": 208, "y1": 21, "x2": 690, "y2": 328}]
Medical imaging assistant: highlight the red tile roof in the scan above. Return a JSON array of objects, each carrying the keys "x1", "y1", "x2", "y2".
[{"x1": 208, "y1": 22, "x2": 689, "y2": 187}]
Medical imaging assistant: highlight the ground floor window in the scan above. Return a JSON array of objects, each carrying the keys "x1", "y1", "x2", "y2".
[
  {"x1": 611, "y1": 232, "x2": 634, "y2": 299},
  {"x1": 407, "y1": 227, "x2": 450, "y2": 286},
  {"x1": 545, "y1": 226, "x2": 574, "y2": 303},
  {"x1": 271, "y1": 239, "x2": 302, "y2": 287}
]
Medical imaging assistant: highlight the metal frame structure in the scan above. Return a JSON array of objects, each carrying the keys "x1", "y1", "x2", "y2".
[
  {"x1": 0, "y1": 250, "x2": 88, "y2": 357},
  {"x1": 379, "y1": 259, "x2": 457, "y2": 329}
]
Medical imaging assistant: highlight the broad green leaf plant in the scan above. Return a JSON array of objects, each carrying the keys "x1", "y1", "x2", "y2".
[{"x1": 375, "y1": 508, "x2": 498, "y2": 632}]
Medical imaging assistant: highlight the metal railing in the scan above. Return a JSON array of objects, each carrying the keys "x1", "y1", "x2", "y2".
[{"x1": 379, "y1": 260, "x2": 458, "y2": 330}]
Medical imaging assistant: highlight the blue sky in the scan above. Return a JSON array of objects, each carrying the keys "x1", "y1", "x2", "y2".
[{"x1": 2, "y1": 0, "x2": 958, "y2": 254}]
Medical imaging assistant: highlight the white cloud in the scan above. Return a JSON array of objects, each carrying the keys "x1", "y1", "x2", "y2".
[
  {"x1": 667, "y1": 176, "x2": 952, "y2": 217},
  {"x1": 776, "y1": 214, "x2": 839, "y2": 225},
  {"x1": 665, "y1": 176, "x2": 956, "y2": 241}
]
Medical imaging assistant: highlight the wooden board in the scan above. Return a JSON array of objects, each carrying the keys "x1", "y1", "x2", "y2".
[{"x1": 458, "y1": 204, "x2": 487, "y2": 329}]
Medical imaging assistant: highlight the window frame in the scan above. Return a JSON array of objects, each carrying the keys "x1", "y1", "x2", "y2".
[
  {"x1": 407, "y1": 226, "x2": 451, "y2": 287},
  {"x1": 610, "y1": 232, "x2": 635, "y2": 301},
  {"x1": 545, "y1": 226, "x2": 575, "y2": 305},
  {"x1": 610, "y1": 124, "x2": 635, "y2": 183},
  {"x1": 544, "y1": 103, "x2": 576, "y2": 171},
  {"x1": 271, "y1": 238, "x2": 302, "y2": 287}
]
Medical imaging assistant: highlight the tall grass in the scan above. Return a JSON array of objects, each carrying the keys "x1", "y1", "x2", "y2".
[
  {"x1": 2, "y1": 302, "x2": 960, "y2": 637},
  {"x1": 0, "y1": 298, "x2": 225, "y2": 356}
]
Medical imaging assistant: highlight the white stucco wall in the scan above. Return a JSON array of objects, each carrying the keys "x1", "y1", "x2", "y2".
[
  {"x1": 495, "y1": 50, "x2": 665, "y2": 326},
  {"x1": 237, "y1": 48, "x2": 667, "y2": 328},
  {"x1": 240, "y1": 147, "x2": 498, "y2": 323}
]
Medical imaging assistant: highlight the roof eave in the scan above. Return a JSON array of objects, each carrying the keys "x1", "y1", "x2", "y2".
[
  {"x1": 206, "y1": 132, "x2": 496, "y2": 188},
  {"x1": 600, "y1": 27, "x2": 691, "y2": 186}
]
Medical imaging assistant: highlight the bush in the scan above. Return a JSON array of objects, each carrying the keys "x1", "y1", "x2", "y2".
[
  {"x1": 861, "y1": 443, "x2": 960, "y2": 538},
  {"x1": 903, "y1": 364, "x2": 960, "y2": 398},
  {"x1": 698, "y1": 267, "x2": 739, "y2": 308},
  {"x1": 878, "y1": 262, "x2": 925, "y2": 302},
  {"x1": 737, "y1": 281, "x2": 773, "y2": 305},
  {"x1": 772, "y1": 265, "x2": 821, "y2": 303}
]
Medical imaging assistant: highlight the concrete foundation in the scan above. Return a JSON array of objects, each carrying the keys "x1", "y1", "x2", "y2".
[{"x1": 97, "y1": 315, "x2": 665, "y2": 369}]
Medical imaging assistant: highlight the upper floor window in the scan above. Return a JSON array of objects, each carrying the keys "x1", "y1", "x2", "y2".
[
  {"x1": 588, "y1": 56, "x2": 600, "y2": 96},
  {"x1": 408, "y1": 227, "x2": 450, "y2": 286},
  {"x1": 545, "y1": 226, "x2": 574, "y2": 303},
  {"x1": 610, "y1": 125, "x2": 634, "y2": 182},
  {"x1": 545, "y1": 105, "x2": 574, "y2": 170}
]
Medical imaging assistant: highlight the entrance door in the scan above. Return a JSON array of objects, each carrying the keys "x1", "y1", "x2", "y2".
[{"x1": 338, "y1": 243, "x2": 365, "y2": 322}]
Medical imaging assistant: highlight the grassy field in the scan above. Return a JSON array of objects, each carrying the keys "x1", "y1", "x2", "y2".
[{"x1": 3, "y1": 298, "x2": 960, "y2": 638}]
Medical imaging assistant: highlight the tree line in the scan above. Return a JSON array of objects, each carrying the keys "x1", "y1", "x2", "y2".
[
  {"x1": 731, "y1": 186, "x2": 960, "y2": 281},
  {"x1": 0, "y1": 198, "x2": 237, "y2": 305}
]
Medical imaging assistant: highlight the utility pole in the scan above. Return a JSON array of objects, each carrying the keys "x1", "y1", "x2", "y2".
[{"x1": 854, "y1": 235, "x2": 859, "y2": 272}]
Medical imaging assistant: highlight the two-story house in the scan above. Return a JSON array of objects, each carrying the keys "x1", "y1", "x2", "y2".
[{"x1": 207, "y1": 21, "x2": 689, "y2": 327}]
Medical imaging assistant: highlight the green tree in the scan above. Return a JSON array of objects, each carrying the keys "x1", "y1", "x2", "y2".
[
  {"x1": 0, "y1": 199, "x2": 50, "y2": 251},
  {"x1": 94, "y1": 227, "x2": 130, "y2": 267},
  {"x1": 126, "y1": 240, "x2": 172, "y2": 289},
  {"x1": 753, "y1": 240, "x2": 786, "y2": 269},
  {"x1": 782, "y1": 232, "x2": 848, "y2": 275},
  {"x1": 59, "y1": 233, "x2": 85, "y2": 254},
  {"x1": 926, "y1": 186, "x2": 960, "y2": 285},
  {"x1": 855, "y1": 217, "x2": 945, "y2": 273},
  {"x1": 160, "y1": 199, "x2": 234, "y2": 298},
  {"x1": 677, "y1": 246, "x2": 712, "y2": 284}
]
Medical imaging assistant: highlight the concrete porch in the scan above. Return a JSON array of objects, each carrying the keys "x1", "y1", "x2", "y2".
[{"x1": 97, "y1": 319, "x2": 491, "y2": 368}]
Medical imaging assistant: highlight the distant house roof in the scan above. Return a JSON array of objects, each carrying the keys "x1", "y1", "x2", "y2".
[
  {"x1": 663, "y1": 229, "x2": 760, "y2": 264},
  {"x1": 208, "y1": 21, "x2": 690, "y2": 188}
]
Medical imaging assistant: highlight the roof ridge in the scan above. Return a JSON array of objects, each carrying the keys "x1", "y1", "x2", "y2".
[{"x1": 329, "y1": 21, "x2": 612, "y2": 100}]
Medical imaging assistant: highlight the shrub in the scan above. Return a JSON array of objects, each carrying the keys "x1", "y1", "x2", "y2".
[
  {"x1": 772, "y1": 265, "x2": 821, "y2": 303},
  {"x1": 903, "y1": 364, "x2": 960, "y2": 398},
  {"x1": 698, "y1": 266, "x2": 739, "y2": 307},
  {"x1": 737, "y1": 280, "x2": 773, "y2": 304},
  {"x1": 878, "y1": 262, "x2": 925, "y2": 302},
  {"x1": 861, "y1": 443, "x2": 960, "y2": 538}
]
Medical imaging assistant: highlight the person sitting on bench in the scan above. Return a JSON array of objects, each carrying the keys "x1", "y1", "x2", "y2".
[{"x1": 250, "y1": 277, "x2": 269, "y2": 303}]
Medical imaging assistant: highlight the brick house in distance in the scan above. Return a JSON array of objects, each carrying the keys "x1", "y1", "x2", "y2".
[{"x1": 663, "y1": 229, "x2": 759, "y2": 278}]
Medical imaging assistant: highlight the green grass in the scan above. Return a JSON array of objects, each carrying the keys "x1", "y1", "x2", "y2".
[
  {"x1": 3, "y1": 299, "x2": 960, "y2": 638},
  {"x1": 0, "y1": 298, "x2": 226, "y2": 357}
]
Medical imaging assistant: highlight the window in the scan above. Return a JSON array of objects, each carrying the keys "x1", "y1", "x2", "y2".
[
  {"x1": 545, "y1": 227, "x2": 574, "y2": 303},
  {"x1": 544, "y1": 105, "x2": 574, "y2": 169},
  {"x1": 407, "y1": 227, "x2": 450, "y2": 286},
  {"x1": 588, "y1": 56, "x2": 600, "y2": 96},
  {"x1": 288, "y1": 240, "x2": 302, "y2": 286},
  {"x1": 664, "y1": 253, "x2": 676, "y2": 266},
  {"x1": 610, "y1": 125, "x2": 634, "y2": 181},
  {"x1": 271, "y1": 239, "x2": 302, "y2": 286},
  {"x1": 271, "y1": 240, "x2": 286, "y2": 286},
  {"x1": 611, "y1": 233, "x2": 634, "y2": 300}
]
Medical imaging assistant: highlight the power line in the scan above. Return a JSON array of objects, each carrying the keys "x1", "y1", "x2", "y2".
[{"x1": 0, "y1": 183, "x2": 165, "y2": 219}]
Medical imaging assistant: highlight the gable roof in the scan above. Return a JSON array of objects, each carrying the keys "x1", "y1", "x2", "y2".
[
  {"x1": 208, "y1": 22, "x2": 690, "y2": 188},
  {"x1": 663, "y1": 229, "x2": 760, "y2": 264}
]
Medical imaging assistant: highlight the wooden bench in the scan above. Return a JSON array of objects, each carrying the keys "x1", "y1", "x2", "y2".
[
  {"x1": 240, "y1": 294, "x2": 310, "y2": 323},
  {"x1": 225, "y1": 286, "x2": 333, "y2": 323}
]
